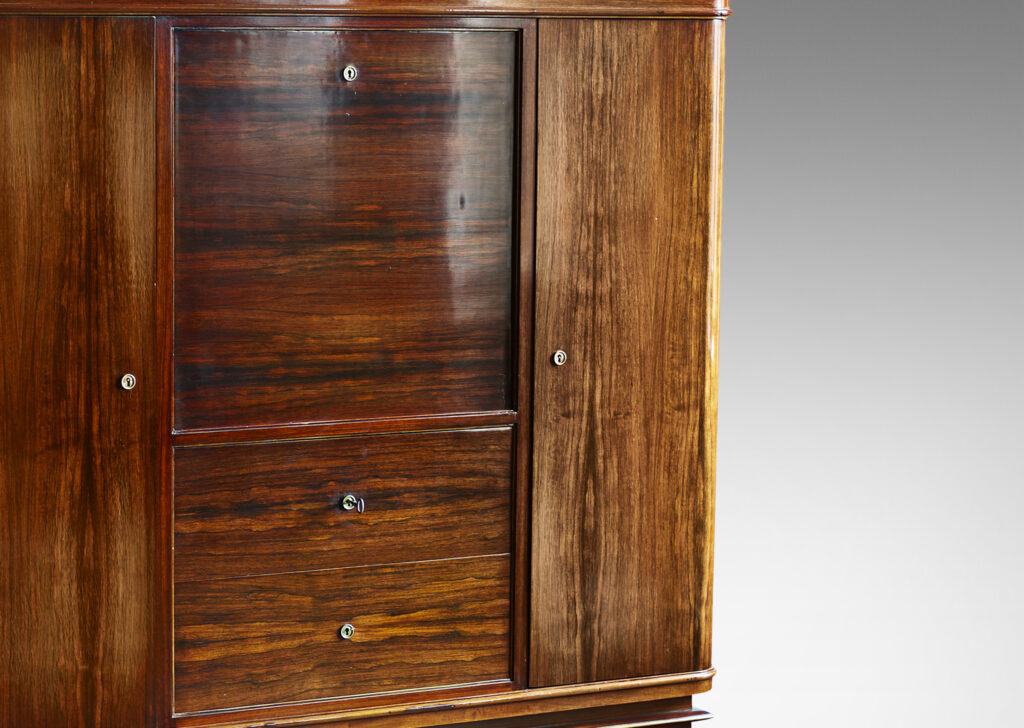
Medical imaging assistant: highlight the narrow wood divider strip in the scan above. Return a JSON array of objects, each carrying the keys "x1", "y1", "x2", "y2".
[{"x1": 172, "y1": 411, "x2": 518, "y2": 446}]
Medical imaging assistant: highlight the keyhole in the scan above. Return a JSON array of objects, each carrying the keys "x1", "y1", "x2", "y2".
[{"x1": 341, "y1": 494, "x2": 365, "y2": 513}]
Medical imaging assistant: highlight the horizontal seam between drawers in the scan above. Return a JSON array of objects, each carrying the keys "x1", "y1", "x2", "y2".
[{"x1": 174, "y1": 551, "x2": 513, "y2": 585}]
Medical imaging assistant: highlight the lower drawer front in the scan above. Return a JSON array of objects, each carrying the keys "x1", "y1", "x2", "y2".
[
  {"x1": 174, "y1": 556, "x2": 510, "y2": 715},
  {"x1": 174, "y1": 427, "x2": 513, "y2": 582}
]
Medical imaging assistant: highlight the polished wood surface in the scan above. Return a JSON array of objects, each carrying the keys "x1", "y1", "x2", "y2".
[
  {"x1": 443, "y1": 698, "x2": 709, "y2": 728},
  {"x1": 174, "y1": 428, "x2": 513, "y2": 581},
  {"x1": 174, "y1": 555, "x2": 511, "y2": 714},
  {"x1": 510, "y1": 18, "x2": 538, "y2": 689},
  {"x1": 154, "y1": 19, "x2": 178, "y2": 723},
  {"x1": 0, "y1": 1, "x2": 730, "y2": 17},
  {"x1": 172, "y1": 672, "x2": 713, "y2": 728},
  {"x1": 173, "y1": 27, "x2": 517, "y2": 432},
  {"x1": 530, "y1": 19, "x2": 724, "y2": 686},
  {"x1": 172, "y1": 410, "x2": 517, "y2": 446},
  {"x1": 1, "y1": 8, "x2": 726, "y2": 727},
  {"x1": 0, "y1": 16, "x2": 159, "y2": 726}
]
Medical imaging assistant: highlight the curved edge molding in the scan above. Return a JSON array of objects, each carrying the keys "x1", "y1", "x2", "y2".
[
  {"x1": 174, "y1": 670, "x2": 717, "y2": 727},
  {"x1": 0, "y1": 1, "x2": 731, "y2": 18}
]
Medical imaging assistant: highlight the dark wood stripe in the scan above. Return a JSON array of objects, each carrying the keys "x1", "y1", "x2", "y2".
[{"x1": 510, "y1": 17, "x2": 538, "y2": 690}]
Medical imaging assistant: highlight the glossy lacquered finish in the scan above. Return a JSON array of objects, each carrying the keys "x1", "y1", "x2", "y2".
[
  {"x1": 447, "y1": 699, "x2": 710, "y2": 728},
  {"x1": 531, "y1": 19, "x2": 724, "y2": 686},
  {"x1": 174, "y1": 555, "x2": 511, "y2": 714},
  {"x1": 172, "y1": 674, "x2": 714, "y2": 728},
  {"x1": 0, "y1": 1, "x2": 730, "y2": 17},
  {"x1": 2, "y1": 8, "x2": 726, "y2": 727},
  {"x1": 174, "y1": 428, "x2": 513, "y2": 582},
  {"x1": 173, "y1": 27, "x2": 516, "y2": 432},
  {"x1": 0, "y1": 16, "x2": 161, "y2": 726}
]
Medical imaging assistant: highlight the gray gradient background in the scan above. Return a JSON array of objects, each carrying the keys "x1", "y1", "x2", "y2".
[{"x1": 703, "y1": 0, "x2": 1024, "y2": 725}]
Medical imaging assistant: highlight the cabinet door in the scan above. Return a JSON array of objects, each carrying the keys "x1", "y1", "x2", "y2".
[
  {"x1": 531, "y1": 19, "x2": 723, "y2": 686},
  {"x1": 173, "y1": 27, "x2": 517, "y2": 432},
  {"x1": 0, "y1": 17, "x2": 160, "y2": 725}
]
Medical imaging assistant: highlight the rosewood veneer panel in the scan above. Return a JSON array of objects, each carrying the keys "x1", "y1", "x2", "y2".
[
  {"x1": 0, "y1": 16, "x2": 160, "y2": 725},
  {"x1": 174, "y1": 555, "x2": 511, "y2": 714},
  {"x1": 531, "y1": 19, "x2": 723, "y2": 686},
  {"x1": 173, "y1": 28, "x2": 516, "y2": 431},
  {"x1": 174, "y1": 428, "x2": 513, "y2": 582}
]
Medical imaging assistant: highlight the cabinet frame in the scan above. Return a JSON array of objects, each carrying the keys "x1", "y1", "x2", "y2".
[{"x1": 2, "y1": 7, "x2": 723, "y2": 725}]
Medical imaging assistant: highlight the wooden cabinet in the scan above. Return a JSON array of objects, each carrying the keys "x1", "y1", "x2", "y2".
[{"x1": 0, "y1": 5, "x2": 727, "y2": 728}]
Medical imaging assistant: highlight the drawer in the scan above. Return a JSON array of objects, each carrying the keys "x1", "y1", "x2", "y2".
[
  {"x1": 174, "y1": 428, "x2": 512, "y2": 582},
  {"x1": 173, "y1": 555, "x2": 510, "y2": 714},
  {"x1": 173, "y1": 27, "x2": 518, "y2": 431}
]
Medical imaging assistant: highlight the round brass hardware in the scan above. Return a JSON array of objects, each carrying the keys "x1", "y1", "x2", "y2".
[
  {"x1": 338, "y1": 623, "x2": 355, "y2": 640},
  {"x1": 342, "y1": 65, "x2": 358, "y2": 82},
  {"x1": 120, "y1": 373, "x2": 137, "y2": 390},
  {"x1": 552, "y1": 350, "x2": 568, "y2": 367}
]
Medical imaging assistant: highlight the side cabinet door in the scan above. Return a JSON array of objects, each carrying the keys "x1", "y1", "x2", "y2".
[
  {"x1": 531, "y1": 19, "x2": 724, "y2": 686},
  {"x1": 0, "y1": 17, "x2": 160, "y2": 726}
]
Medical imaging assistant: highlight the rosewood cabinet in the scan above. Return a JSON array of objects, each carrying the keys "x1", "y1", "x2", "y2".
[{"x1": 0, "y1": 4, "x2": 727, "y2": 727}]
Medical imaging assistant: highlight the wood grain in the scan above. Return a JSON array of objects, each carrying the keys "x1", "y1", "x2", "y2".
[
  {"x1": 171, "y1": 410, "x2": 517, "y2": 447},
  {"x1": 155, "y1": 18, "x2": 177, "y2": 723},
  {"x1": 174, "y1": 556, "x2": 511, "y2": 714},
  {"x1": 174, "y1": 428, "x2": 513, "y2": 582},
  {"x1": 0, "y1": 16, "x2": 159, "y2": 726},
  {"x1": 171, "y1": 673, "x2": 713, "y2": 728},
  {"x1": 173, "y1": 27, "x2": 517, "y2": 431},
  {"x1": 530, "y1": 19, "x2": 724, "y2": 686},
  {"x1": 437, "y1": 698, "x2": 709, "y2": 728},
  {"x1": 510, "y1": 18, "x2": 538, "y2": 689},
  {"x1": 0, "y1": 8, "x2": 729, "y2": 728},
  {"x1": 0, "y1": 1, "x2": 730, "y2": 18}
]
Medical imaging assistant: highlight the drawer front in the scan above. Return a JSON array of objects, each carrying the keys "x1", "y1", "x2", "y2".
[
  {"x1": 174, "y1": 428, "x2": 513, "y2": 582},
  {"x1": 174, "y1": 556, "x2": 511, "y2": 714},
  {"x1": 173, "y1": 28, "x2": 517, "y2": 431}
]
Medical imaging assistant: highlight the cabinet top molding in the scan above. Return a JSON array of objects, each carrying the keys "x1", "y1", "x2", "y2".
[{"x1": 0, "y1": 0, "x2": 729, "y2": 17}]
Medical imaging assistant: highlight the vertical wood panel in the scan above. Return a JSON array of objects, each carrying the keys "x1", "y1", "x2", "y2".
[
  {"x1": 0, "y1": 16, "x2": 158, "y2": 725},
  {"x1": 154, "y1": 17, "x2": 175, "y2": 725},
  {"x1": 511, "y1": 19, "x2": 538, "y2": 688},
  {"x1": 531, "y1": 19, "x2": 723, "y2": 686}
]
